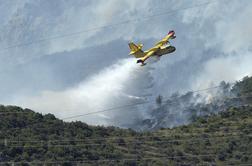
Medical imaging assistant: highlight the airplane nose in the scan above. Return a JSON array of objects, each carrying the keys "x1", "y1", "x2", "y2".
[{"x1": 168, "y1": 30, "x2": 175, "y2": 35}]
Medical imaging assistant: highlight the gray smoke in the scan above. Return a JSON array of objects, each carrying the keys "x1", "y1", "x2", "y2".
[{"x1": 136, "y1": 81, "x2": 244, "y2": 131}]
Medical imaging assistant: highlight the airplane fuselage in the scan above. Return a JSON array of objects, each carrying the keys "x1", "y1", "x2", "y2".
[{"x1": 152, "y1": 45, "x2": 176, "y2": 56}]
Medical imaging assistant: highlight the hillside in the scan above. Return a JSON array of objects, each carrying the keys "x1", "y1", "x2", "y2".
[
  {"x1": 0, "y1": 77, "x2": 252, "y2": 165},
  {"x1": 0, "y1": 105, "x2": 251, "y2": 165}
]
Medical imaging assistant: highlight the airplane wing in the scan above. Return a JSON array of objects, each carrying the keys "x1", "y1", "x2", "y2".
[
  {"x1": 155, "y1": 30, "x2": 176, "y2": 47},
  {"x1": 155, "y1": 37, "x2": 170, "y2": 47}
]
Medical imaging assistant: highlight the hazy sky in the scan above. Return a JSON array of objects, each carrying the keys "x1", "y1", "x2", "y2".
[{"x1": 0, "y1": 0, "x2": 252, "y2": 127}]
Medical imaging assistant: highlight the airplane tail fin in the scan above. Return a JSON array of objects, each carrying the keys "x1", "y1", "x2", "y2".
[{"x1": 128, "y1": 42, "x2": 145, "y2": 58}]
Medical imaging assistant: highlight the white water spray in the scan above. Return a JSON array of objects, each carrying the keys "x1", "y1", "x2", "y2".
[{"x1": 12, "y1": 58, "x2": 151, "y2": 126}]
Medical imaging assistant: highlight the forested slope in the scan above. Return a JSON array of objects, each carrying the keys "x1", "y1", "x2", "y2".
[{"x1": 1, "y1": 77, "x2": 252, "y2": 165}]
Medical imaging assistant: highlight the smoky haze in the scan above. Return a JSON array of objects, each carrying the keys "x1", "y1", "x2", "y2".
[{"x1": 1, "y1": 0, "x2": 252, "y2": 128}]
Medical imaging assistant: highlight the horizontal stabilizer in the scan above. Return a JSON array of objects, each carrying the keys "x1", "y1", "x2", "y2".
[{"x1": 128, "y1": 42, "x2": 145, "y2": 58}]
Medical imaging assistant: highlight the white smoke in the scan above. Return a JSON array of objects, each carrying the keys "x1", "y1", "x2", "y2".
[
  {"x1": 193, "y1": 52, "x2": 252, "y2": 90},
  {"x1": 189, "y1": 0, "x2": 252, "y2": 90}
]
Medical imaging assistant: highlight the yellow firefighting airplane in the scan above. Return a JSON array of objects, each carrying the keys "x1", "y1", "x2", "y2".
[{"x1": 128, "y1": 30, "x2": 176, "y2": 66}]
